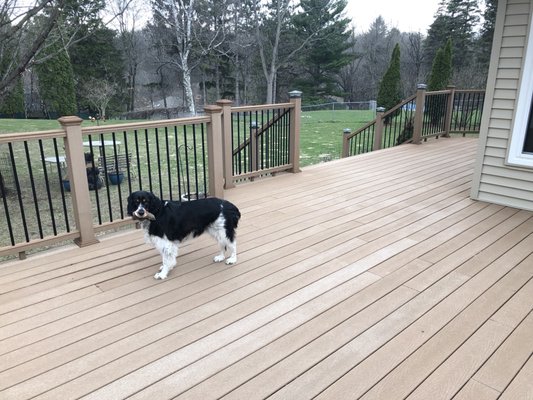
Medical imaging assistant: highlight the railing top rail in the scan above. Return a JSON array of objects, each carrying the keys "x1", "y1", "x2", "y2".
[
  {"x1": 344, "y1": 120, "x2": 375, "y2": 140},
  {"x1": 231, "y1": 102, "x2": 294, "y2": 113},
  {"x1": 0, "y1": 129, "x2": 66, "y2": 144},
  {"x1": 454, "y1": 89, "x2": 485, "y2": 93},
  {"x1": 381, "y1": 94, "x2": 417, "y2": 117},
  {"x1": 426, "y1": 89, "x2": 452, "y2": 96},
  {"x1": 81, "y1": 115, "x2": 211, "y2": 135}
]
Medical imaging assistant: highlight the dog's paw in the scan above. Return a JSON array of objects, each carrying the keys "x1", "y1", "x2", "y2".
[
  {"x1": 154, "y1": 271, "x2": 168, "y2": 280},
  {"x1": 225, "y1": 256, "x2": 237, "y2": 265},
  {"x1": 213, "y1": 254, "x2": 226, "y2": 263}
]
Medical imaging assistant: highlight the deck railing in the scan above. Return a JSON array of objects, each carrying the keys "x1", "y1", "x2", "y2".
[
  {"x1": 342, "y1": 85, "x2": 485, "y2": 157},
  {"x1": 0, "y1": 92, "x2": 302, "y2": 258}
]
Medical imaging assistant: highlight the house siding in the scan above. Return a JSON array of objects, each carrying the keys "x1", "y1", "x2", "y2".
[{"x1": 471, "y1": 0, "x2": 533, "y2": 211}]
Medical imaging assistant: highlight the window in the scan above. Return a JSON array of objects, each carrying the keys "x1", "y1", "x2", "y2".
[
  {"x1": 523, "y1": 99, "x2": 533, "y2": 153},
  {"x1": 506, "y1": 16, "x2": 533, "y2": 167}
]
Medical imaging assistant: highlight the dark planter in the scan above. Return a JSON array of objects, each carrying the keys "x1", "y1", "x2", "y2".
[
  {"x1": 62, "y1": 180, "x2": 71, "y2": 192},
  {"x1": 108, "y1": 172, "x2": 124, "y2": 185}
]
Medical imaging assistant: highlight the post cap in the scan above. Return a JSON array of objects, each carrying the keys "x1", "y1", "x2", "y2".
[
  {"x1": 376, "y1": 107, "x2": 386, "y2": 113},
  {"x1": 203, "y1": 105, "x2": 223, "y2": 114},
  {"x1": 289, "y1": 90, "x2": 303, "y2": 98},
  {"x1": 417, "y1": 83, "x2": 427, "y2": 90},
  {"x1": 58, "y1": 116, "x2": 83, "y2": 126},
  {"x1": 343, "y1": 128, "x2": 351, "y2": 134},
  {"x1": 216, "y1": 99, "x2": 233, "y2": 106}
]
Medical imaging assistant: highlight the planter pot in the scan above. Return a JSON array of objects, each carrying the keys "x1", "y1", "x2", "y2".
[
  {"x1": 108, "y1": 172, "x2": 124, "y2": 185},
  {"x1": 62, "y1": 180, "x2": 71, "y2": 192}
]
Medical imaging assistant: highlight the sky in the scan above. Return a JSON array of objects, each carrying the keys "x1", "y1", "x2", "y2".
[{"x1": 345, "y1": 0, "x2": 442, "y2": 34}]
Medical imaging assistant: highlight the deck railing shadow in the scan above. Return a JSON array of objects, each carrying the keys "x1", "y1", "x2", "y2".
[{"x1": 0, "y1": 92, "x2": 302, "y2": 259}]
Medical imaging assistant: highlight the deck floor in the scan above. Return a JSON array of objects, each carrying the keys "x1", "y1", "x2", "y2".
[{"x1": 0, "y1": 137, "x2": 532, "y2": 400}]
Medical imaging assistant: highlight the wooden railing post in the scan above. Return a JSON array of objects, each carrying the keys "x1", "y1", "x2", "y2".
[
  {"x1": 373, "y1": 107, "x2": 386, "y2": 151},
  {"x1": 250, "y1": 121, "x2": 258, "y2": 176},
  {"x1": 443, "y1": 85, "x2": 455, "y2": 137},
  {"x1": 289, "y1": 90, "x2": 302, "y2": 173},
  {"x1": 59, "y1": 116, "x2": 98, "y2": 247},
  {"x1": 342, "y1": 128, "x2": 351, "y2": 157},
  {"x1": 216, "y1": 99, "x2": 235, "y2": 189},
  {"x1": 204, "y1": 105, "x2": 225, "y2": 198},
  {"x1": 412, "y1": 83, "x2": 427, "y2": 144}
]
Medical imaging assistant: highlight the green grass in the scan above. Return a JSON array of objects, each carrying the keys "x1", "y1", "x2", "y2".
[
  {"x1": 0, "y1": 118, "x2": 138, "y2": 133},
  {"x1": 1, "y1": 110, "x2": 377, "y2": 168},
  {"x1": 300, "y1": 109, "x2": 375, "y2": 166}
]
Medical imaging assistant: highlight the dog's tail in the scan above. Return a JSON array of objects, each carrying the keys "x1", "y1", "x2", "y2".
[{"x1": 225, "y1": 202, "x2": 241, "y2": 228}]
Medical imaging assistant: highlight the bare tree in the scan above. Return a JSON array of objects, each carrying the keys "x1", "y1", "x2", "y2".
[
  {"x1": 83, "y1": 78, "x2": 117, "y2": 120},
  {"x1": 0, "y1": 0, "x2": 131, "y2": 98},
  {"x1": 111, "y1": 0, "x2": 145, "y2": 112},
  {"x1": 151, "y1": 0, "x2": 227, "y2": 115}
]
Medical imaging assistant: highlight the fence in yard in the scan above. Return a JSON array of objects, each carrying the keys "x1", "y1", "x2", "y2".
[
  {"x1": 342, "y1": 85, "x2": 485, "y2": 157},
  {"x1": 0, "y1": 92, "x2": 302, "y2": 258}
]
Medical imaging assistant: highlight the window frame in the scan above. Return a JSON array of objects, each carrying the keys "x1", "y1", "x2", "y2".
[{"x1": 506, "y1": 16, "x2": 533, "y2": 168}]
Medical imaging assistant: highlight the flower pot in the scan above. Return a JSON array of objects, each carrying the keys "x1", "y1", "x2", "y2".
[
  {"x1": 108, "y1": 172, "x2": 124, "y2": 185},
  {"x1": 62, "y1": 180, "x2": 71, "y2": 192}
]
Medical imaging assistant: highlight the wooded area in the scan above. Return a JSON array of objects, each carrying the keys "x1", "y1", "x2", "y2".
[{"x1": 0, "y1": 0, "x2": 496, "y2": 119}]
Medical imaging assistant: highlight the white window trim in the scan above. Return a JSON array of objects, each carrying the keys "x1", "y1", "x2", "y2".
[{"x1": 507, "y1": 16, "x2": 533, "y2": 168}]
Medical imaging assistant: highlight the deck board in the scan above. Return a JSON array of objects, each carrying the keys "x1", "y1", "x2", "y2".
[{"x1": 0, "y1": 137, "x2": 532, "y2": 399}]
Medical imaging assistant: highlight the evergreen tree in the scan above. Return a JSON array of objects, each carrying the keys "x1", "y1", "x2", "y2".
[
  {"x1": 69, "y1": 26, "x2": 126, "y2": 115},
  {"x1": 292, "y1": 0, "x2": 353, "y2": 102},
  {"x1": 424, "y1": 0, "x2": 480, "y2": 81},
  {"x1": 35, "y1": 40, "x2": 77, "y2": 117},
  {"x1": 377, "y1": 43, "x2": 402, "y2": 111},
  {"x1": 476, "y1": 0, "x2": 498, "y2": 82},
  {"x1": 428, "y1": 38, "x2": 452, "y2": 90},
  {"x1": 0, "y1": 78, "x2": 24, "y2": 117}
]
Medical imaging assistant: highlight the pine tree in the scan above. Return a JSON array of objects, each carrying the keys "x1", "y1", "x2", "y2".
[
  {"x1": 424, "y1": 0, "x2": 480, "y2": 80},
  {"x1": 428, "y1": 38, "x2": 452, "y2": 91},
  {"x1": 377, "y1": 43, "x2": 402, "y2": 111},
  {"x1": 36, "y1": 40, "x2": 77, "y2": 117},
  {"x1": 0, "y1": 78, "x2": 24, "y2": 117},
  {"x1": 292, "y1": 0, "x2": 353, "y2": 102}
]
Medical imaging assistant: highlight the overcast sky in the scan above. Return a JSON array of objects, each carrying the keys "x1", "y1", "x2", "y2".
[{"x1": 345, "y1": 0, "x2": 441, "y2": 34}]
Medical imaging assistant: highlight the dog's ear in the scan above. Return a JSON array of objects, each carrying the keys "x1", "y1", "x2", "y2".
[
  {"x1": 147, "y1": 192, "x2": 163, "y2": 214},
  {"x1": 126, "y1": 193, "x2": 135, "y2": 216}
]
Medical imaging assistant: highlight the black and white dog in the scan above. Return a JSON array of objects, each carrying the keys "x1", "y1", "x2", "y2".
[{"x1": 127, "y1": 190, "x2": 241, "y2": 280}]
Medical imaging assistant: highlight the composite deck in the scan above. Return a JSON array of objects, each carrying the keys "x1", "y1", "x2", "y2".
[{"x1": 0, "y1": 137, "x2": 532, "y2": 400}]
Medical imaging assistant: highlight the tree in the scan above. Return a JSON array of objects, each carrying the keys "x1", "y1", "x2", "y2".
[
  {"x1": 292, "y1": 0, "x2": 353, "y2": 102},
  {"x1": 476, "y1": 0, "x2": 497, "y2": 83},
  {"x1": 424, "y1": 0, "x2": 480, "y2": 85},
  {"x1": 69, "y1": 26, "x2": 126, "y2": 115},
  {"x1": 111, "y1": 0, "x2": 145, "y2": 112},
  {"x1": 427, "y1": 38, "x2": 452, "y2": 91},
  {"x1": 0, "y1": 0, "x2": 106, "y2": 98},
  {"x1": 0, "y1": 78, "x2": 24, "y2": 116},
  {"x1": 82, "y1": 78, "x2": 117, "y2": 120},
  {"x1": 352, "y1": 17, "x2": 400, "y2": 101},
  {"x1": 35, "y1": 39, "x2": 77, "y2": 117},
  {"x1": 150, "y1": 0, "x2": 227, "y2": 114},
  {"x1": 377, "y1": 43, "x2": 402, "y2": 112},
  {"x1": 401, "y1": 32, "x2": 425, "y2": 95}
]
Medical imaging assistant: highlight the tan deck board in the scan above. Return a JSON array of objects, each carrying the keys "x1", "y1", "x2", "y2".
[{"x1": 0, "y1": 137, "x2": 532, "y2": 400}]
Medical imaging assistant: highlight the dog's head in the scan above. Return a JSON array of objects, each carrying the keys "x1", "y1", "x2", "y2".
[{"x1": 127, "y1": 191, "x2": 161, "y2": 221}]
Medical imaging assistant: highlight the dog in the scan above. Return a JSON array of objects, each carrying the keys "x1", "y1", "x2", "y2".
[{"x1": 127, "y1": 190, "x2": 241, "y2": 279}]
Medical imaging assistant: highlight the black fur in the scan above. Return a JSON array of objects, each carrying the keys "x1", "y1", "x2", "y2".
[{"x1": 127, "y1": 190, "x2": 241, "y2": 279}]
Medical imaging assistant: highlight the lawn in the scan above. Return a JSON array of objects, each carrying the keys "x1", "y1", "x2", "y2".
[
  {"x1": 300, "y1": 109, "x2": 375, "y2": 166},
  {"x1": 0, "y1": 109, "x2": 376, "y2": 167}
]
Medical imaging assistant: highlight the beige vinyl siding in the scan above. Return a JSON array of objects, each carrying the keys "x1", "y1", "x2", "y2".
[{"x1": 471, "y1": 0, "x2": 533, "y2": 211}]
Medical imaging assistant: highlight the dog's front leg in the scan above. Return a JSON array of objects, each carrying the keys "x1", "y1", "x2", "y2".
[{"x1": 154, "y1": 242, "x2": 178, "y2": 280}]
